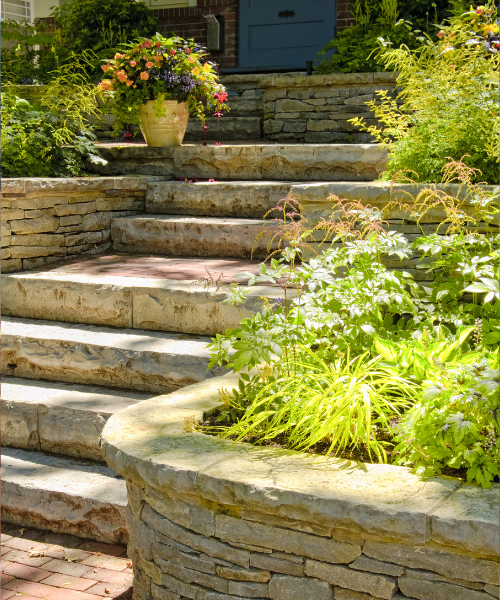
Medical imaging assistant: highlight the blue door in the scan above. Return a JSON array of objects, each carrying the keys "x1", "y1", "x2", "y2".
[{"x1": 238, "y1": 0, "x2": 336, "y2": 70}]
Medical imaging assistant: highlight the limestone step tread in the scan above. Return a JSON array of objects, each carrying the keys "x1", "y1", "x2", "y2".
[
  {"x1": 1, "y1": 447, "x2": 128, "y2": 544},
  {"x1": 111, "y1": 214, "x2": 281, "y2": 258},
  {"x1": 1, "y1": 377, "x2": 156, "y2": 460},
  {"x1": 145, "y1": 180, "x2": 290, "y2": 217},
  {"x1": 89, "y1": 143, "x2": 387, "y2": 181},
  {"x1": 2, "y1": 316, "x2": 225, "y2": 392},
  {"x1": 1, "y1": 255, "x2": 281, "y2": 335}
]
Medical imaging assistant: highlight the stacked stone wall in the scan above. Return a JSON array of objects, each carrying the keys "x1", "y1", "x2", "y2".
[
  {"x1": 261, "y1": 72, "x2": 398, "y2": 144},
  {"x1": 101, "y1": 377, "x2": 500, "y2": 600},
  {"x1": 1, "y1": 176, "x2": 161, "y2": 273}
]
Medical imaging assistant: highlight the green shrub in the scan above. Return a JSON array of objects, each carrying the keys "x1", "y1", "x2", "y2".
[
  {"x1": 350, "y1": 3, "x2": 500, "y2": 182},
  {"x1": 207, "y1": 163, "x2": 499, "y2": 485},
  {"x1": 1, "y1": 0, "x2": 158, "y2": 84},
  {"x1": 395, "y1": 355, "x2": 499, "y2": 487},
  {"x1": 314, "y1": 0, "x2": 424, "y2": 74},
  {"x1": 1, "y1": 56, "x2": 105, "y2": 177}
]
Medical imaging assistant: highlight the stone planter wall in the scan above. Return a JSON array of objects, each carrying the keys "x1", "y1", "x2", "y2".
[
  {"x1": 1, "y1": 176, "x2": 162, "y2": 273},
  {"x1": 261, "y1": 72, "x2": 398, "y2": 143},
  {"x1": 101, "y1": 375, "x2": 500, "y2": 600}
]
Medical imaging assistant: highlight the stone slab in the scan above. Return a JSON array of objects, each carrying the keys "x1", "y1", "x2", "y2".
[
  {"x1": 1, "y1": 262, "x2": 285, "y2": 336},
  {"x1": 1, "y1": 316, "x2": 223, "y2": 393},
  {"x1": 399, "y1": 576, "x2": 493, "y2": 600},
  {"x1": 429, "y1": 483, "x2": 500, "y2": 557},
  {"x1": 111, "y1": 215, "x2": 282, "y2": 259},
  {"x1": 1, "y1": 377, "x2": 155, "y2": 461},
  {"x1": 174, "y1": 144, "x2": 387, "y2": 182},
  {"x1": 184, "y1": 117, "x2": 262, "y2": 141},
  {"x1": 145, "y1": 181, "x2": 290, "y2": 218},
  {"x1": 1, "y1": 447, "x2": 128, "y2": 544}
]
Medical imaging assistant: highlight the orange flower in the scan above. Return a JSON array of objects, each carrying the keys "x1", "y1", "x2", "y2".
[
  {"x1": 117, "y1": 70, "x2": 128, "y2": 82},
  {"x1": 98, "y1": 80, "x2": 113, "y2": 91},
  {"x1": 140, "y1": 71, "x2": 150, "y2": 80},
  {"x1": 145, "y1": 61, "x2": 154, "y2": 68},
  {"x1": 101, "y1": 63, "x2": 110, "y2": 72},
  {"x1": 114, "y1": 53, "x2": 122, "y2": 59},
  {"x1": 130, "y1": 60, "x2": 137, "y2": 67},
  {"x1": 126, "y1": 80, "x2": 133, "y2": 87}
]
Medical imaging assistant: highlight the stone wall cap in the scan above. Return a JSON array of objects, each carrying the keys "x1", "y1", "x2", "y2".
[
  {"x1": 1, "y1": 176, "x2": 165, "y2": 195},
  {"x1": 260, "y1": 72, "x2": 397, "y2": 88},
  {"x1": 100, "y1": 375, "x2": 499, "y2": 556}
]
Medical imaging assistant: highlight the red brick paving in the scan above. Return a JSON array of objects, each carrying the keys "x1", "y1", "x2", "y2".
[
  {"x1": 1, "y1": 527, "x2": 132, "y2": 599},
  {"x1": 30, "y1": 253, "x2": 265, "y2": 284}
]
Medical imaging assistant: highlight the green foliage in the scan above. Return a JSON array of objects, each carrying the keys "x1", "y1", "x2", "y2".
[
  {"x1": 99, "y1": 34, "x2": 228, "y2": 133},
  {"x1": 314, "y1": 0, "x2": 423, "y2": 74},
  {"x1": 350, "y1": 4, "x2": 500, "y2": 183},
  {"x1": 52, "y1": 0, "x2": 157, "y2": 58},
  {"x1": 394, "y1": 355, "x2": 499, "y2": 487},
  {"x1": 1, "y1": 0, "x2": 158, "y2": 84},
  {"x1": 1, "y1": 55, "x2": 105, "y2": 177},
  {"x1": 207, "y1": 162, "x2": 499, "y2": 485},
  {"x1": 216, "y1": 350, "x2": 415, "y2": 462}
]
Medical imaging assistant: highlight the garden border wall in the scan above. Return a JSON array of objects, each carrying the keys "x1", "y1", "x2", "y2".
[
  {"x1": 1, "y1": 176, "x2": 163, "y2": 273},
  {"x1": 101, "y1": 374, "x2": 500, "y2": 600},
  {"x1": 261, "y1": 72, "x2": 398, "y2": 144}
]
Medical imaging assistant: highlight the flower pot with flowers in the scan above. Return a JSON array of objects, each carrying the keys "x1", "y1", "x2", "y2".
[{"x1": 98, "y1": 34, "x2": 229, "y2": 146}]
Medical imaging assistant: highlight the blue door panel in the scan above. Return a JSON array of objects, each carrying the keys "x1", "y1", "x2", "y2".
[{"x1": 239, "y1": 0, "x2": 336, "y2": 70}]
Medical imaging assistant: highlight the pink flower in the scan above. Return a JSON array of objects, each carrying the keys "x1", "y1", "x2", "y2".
[
  {"x1": 142, "y1": 55, "x2": 148, "y2": 61},
  {"x1": 146, "y1": 61, "x2": 154, "y2": 68},
  {"x1": 140, "y1": 71, "x2": 150, "y2": 80},
  {"x1": 215, "y1": 142, "x2": 221, "y2": 146},
  {"x1": 124, "y1": 131, "x2": 133, "y2": 141},
  {"x1": 144, "y1": 40, "x2": 152, "y2": 48},
  {"x1": 170, "y1": 49, "x2": 176, "y2": 56},
  {"x1": 208, "y1": 178, "x2": 216, "y2": 182},
  {"x1": 185, "y1": 47, "x2": 191, "y2": 53},
  {"x1": 156, "y1": 42, "x2": 161, "y2": 47},
  {"x1": 130, "y1": 60, "x2": 137, "y2": 67},
  {"x1": 437, "y1": 30, "x2": 444, "y2": 38}
]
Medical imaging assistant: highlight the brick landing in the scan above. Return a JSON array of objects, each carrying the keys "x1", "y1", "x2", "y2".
[
  {"x1": 27, "y1": 254, "x2": 264, "y2": 283},
  {"x1": 1, "y1": 525, "x2": 132, "y2": 600}
]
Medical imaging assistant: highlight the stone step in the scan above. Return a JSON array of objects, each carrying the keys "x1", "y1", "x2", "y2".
[
  {"x1": 1, "y1": 255, "x2": 281, "y2": 335},
  {"x1": 184, "y1": 116, "x2": 262, "y2": 141},
  {"x1": 89, "y1": 143, "x2": 387, "y2": 180},
  {"x1": 1, "y1": 377, "x2": 156, "y2": 461},
  {"x1": 1, "y1": 447, "x2": 128, "y2": 544},
  {"x1": 1, "y1": 316, "x2": 225, "y2": 393},
  {"x1": 111, "y1": 215, "x2": 281, "y2": 259},
  {"x1": 145, "y1": 180, "x2": 290, "y2": 217}
]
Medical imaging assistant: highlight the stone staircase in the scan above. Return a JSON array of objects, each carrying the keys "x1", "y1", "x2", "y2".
[{"x1": 1, "y1": 143, "x2": 386, "y2": 548}]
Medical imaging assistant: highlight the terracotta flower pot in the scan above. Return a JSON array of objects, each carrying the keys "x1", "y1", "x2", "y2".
[{"x1": 138, "y1": 100, "x2": 189, "y2": 147}]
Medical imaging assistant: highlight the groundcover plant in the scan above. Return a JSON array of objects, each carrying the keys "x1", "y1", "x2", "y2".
[{"x1": 206, "y1": 161, "x2": 499, "y2": 488}]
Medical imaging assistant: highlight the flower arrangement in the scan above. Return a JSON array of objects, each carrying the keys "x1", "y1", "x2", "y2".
[{"x1": 98, "y1": 33, "x2": 229, "y2": 136}]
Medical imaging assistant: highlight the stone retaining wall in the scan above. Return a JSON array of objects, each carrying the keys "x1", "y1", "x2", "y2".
[
  {"x1": 261, "y1": 72, "x2": 398, "y2": 144},
  {"x1": 1, "y1": 176, "x2": 162, "y2": 273},
  {"x1": 101, "y1": 376, "x2": 500, "y2": 600}
]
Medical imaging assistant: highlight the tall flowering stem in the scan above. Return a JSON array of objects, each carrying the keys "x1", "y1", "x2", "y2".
[{"x1": 98, "y1": 34, "x2": 229, "y2": 136}]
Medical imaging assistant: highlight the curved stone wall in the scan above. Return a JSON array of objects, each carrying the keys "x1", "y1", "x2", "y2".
[{"x1": 101, "y1": 374, "x2": 500, "y2": 600}]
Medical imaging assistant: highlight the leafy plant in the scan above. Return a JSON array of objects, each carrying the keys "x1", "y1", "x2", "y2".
[
  {"x1": 350, "y1": 3, "x2": 500, "y2": 182},
  {"x1": 314, "y1": 0, "x2": 423, "y2": 74},
  {"x1": 1, "y1": 54, "x2": 105, "y2": 177},
  {"x1": 215, "y1": 349, "x2": 415, "y2": 462},
  {"x1": 394, "y1": 355, "x2": 499, "y2": 487},
  {"x1": 98, "y1": 34, "x2": 229, "y2": 135}
]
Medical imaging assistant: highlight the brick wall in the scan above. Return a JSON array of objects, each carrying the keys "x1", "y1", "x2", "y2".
[
  {"x1": 337, "y1": 0, "x2": 355, "y2": 30},
  {"x1": 152, "y1": 0, "x2": 238, "y2": 70}
]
